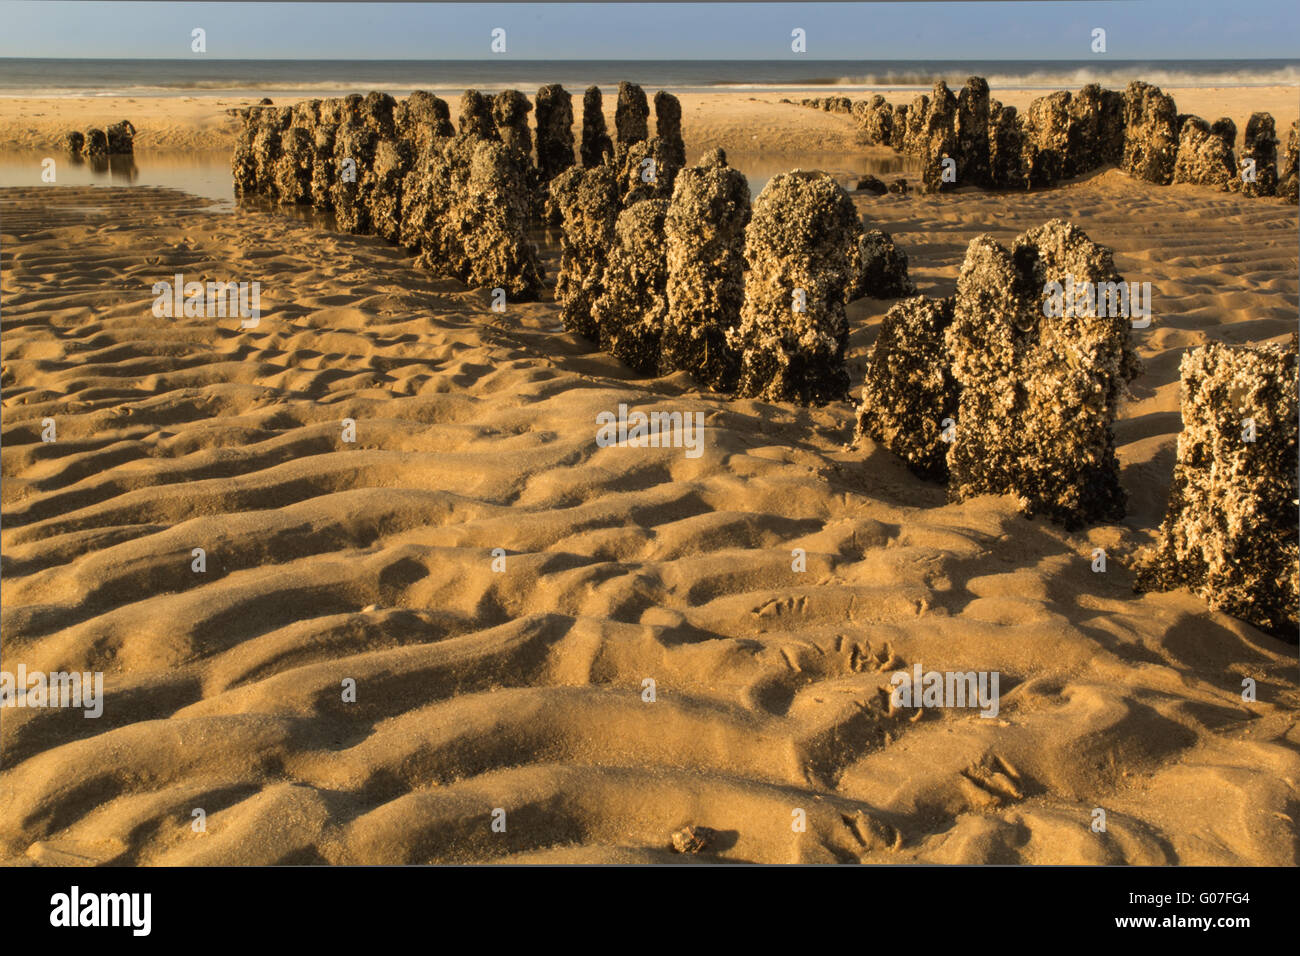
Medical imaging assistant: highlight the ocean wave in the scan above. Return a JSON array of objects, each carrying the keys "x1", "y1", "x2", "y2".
[
  {"x1": 810, "y1": 65, "x2": 1300, "y2": 90},
  {"x1": 1, "y1": 61, "x2": 1296, "y2": 98}
]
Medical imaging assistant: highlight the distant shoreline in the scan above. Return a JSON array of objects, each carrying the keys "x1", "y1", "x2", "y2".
[{"x1": 0, "y1": 56, "x2": 1296, "y2": 98}]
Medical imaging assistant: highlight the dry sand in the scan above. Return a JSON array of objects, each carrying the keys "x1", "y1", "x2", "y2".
[{"x1": 1, "y1": 88, "x2": 1298, "y2": 865}]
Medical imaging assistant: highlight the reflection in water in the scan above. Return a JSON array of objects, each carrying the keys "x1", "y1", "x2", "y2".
[
  {"x1": 859, "y1": 153, "x2": 917, "y2": 177},
  {"x1": 2, "y1": 144, "x2": 923, "y2": 215},
  {"x1": 239, "y1": 194, "x2": 339, "y2": 231},
  {"x1": 707, "y1": 147, "x2": 922, "y2": 195},
  {"x1": 0, "y1": 149, "x2": 234, "y2": 208},
  {"x1": 108, "y1": 154, "x2": 139, "y2": 183},
  {"x1": 70, "y1": 154, "x2": 138, "y2": 182}
]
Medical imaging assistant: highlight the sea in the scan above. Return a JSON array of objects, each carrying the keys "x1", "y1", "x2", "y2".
[{"x1": 1, "y1": 57, "x2": 1297, "y2": 96}]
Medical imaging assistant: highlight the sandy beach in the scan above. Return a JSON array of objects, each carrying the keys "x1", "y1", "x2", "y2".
[
  {"x1": 1, "y1": 90, "x2": 864, "y2": 156},
  {"x1": 3, "y1": 86, "x2": 1296, "y2": 155},
  {"x1": 1, "y1": 84, "x2": 1297, "y2": 865}
]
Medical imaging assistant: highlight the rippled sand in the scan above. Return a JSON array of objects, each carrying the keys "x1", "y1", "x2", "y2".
[{"x1": 1, "y1": 165, "x2": 1296, "y2": 865}]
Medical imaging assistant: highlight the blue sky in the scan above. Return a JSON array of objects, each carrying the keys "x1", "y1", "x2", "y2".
[{"x1": 1, "y1": 2, "x2": 1297, "y2": 60}]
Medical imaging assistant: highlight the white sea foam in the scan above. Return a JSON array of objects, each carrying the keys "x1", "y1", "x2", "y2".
[{"x1": 0, "y1": 58, "x2": 1294, "y2": 98}]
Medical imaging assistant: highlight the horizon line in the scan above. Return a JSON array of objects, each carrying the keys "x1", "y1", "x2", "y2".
[{"x1": 3, "y1": 55, "x2": 1299, "y2": 62}]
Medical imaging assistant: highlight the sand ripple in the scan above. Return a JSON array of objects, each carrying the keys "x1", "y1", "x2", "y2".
[{"x1": 2, "y1": 184, "x2": 1296, "y2": 865}]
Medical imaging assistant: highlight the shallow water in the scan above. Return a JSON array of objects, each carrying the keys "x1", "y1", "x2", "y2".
[
  {"x1": 0, "y1": 146, "x2": 921, "y2": 214},
  {"x1": 0, "y1": 149, "x2": 236, "y2": 210},
  {"x1": 719, "y1": 147, "x2": 920, "y2": 195}
]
